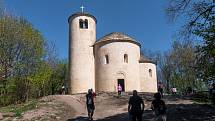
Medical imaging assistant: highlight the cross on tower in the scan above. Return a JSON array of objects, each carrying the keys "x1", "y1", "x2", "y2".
[{"x1": 80, "y1": 5, "x2": 85, "y2": 13}]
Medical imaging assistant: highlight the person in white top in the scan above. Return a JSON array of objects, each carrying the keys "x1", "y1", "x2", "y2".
[
  {"x1": 172, "y1": 87, "x2": 177, "y2": 95},
  {"x1": 118, "y1": 84, "x2": 122, "y2": 96}
]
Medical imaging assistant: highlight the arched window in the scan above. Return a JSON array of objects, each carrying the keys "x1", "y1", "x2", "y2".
[
  {"x1": 124, "y1": 54, "x2": 128, "y2": 63},
  {"x1": 84, "y1": 19, "x2": 88, "y2": 29},
  {"x1": 149, "y1": 69, "x2": 152, "y2": 77},
  {"x1": 79, "y1": 19, "x2": 88, "y2": 29},
  {"x1": 105, "y1": 55, "x2": 109, "y2": 64},
  {"x1": 79, "y1": 19, "x2": 84, "y2": 28}
]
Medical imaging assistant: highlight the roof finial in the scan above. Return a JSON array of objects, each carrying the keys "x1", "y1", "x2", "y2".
[{"x1": 80, "y1": 5, "x2": 85, "y2": 13}]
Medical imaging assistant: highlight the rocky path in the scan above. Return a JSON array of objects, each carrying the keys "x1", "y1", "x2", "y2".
[{"x1": 3, "y1": 93, "x2": 215, "y2": 121}]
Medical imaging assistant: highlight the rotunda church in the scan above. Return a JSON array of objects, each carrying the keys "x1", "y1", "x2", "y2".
[{"x1": 68, "y1": 12, "x2": 157, "y2": 94}]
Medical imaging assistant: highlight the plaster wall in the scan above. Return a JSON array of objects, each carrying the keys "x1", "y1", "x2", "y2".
[
  {"x1": 69, "y1": 16, "x2": 96, "y2": 94},
  {"x1": 95, "y1": 42, "x2": 141, "y2": 92},
  {"x1": 139, "y1": 63, "x2": 157, "y2": 92}
]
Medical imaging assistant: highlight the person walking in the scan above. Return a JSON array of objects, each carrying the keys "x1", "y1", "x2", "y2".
[
  {"x1": 158, "y1": 86, "x2": 164, "y2": 98},
  {"x1": 172, "y1": 87, "x2": 177, "y2": 95},
  {"x1": 128, "y1": 90, "x2": 144, "y2": 121},
  {"x1": 61, "y1": 85, "x2": 65, "y2": 95},
  {"x1": 86, "y1": 89, "x2": 95, "y2": 120},
  {"x1": 151, "y1": 93, "x2": 167, "y2": 121}
]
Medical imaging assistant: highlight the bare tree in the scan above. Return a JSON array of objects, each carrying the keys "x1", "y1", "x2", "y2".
[
  {"x1": 166, "y1": 0, "x2": 215, "y2": 83},
  {"x1": 166, "y1": 0, "x2": 215, "y2": 39}
]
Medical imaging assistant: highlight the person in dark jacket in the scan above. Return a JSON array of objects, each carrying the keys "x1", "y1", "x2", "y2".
[
  {"x1": 128, "y1": 90, "x2": 144, "y2": 121},
  {"x1": 151, "y1": 93, "x2": 167, "y2": 121},
  {"x1": 158, "y1": 86, "x2": 164, "y2": 98},
  {"x1": 86, "y1": 89, "x2": 95, "y2": 120}
]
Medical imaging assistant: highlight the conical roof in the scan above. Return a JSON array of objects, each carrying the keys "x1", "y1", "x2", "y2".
[
  {"x1": 139, "y1": 54, "x2": 156, "y2": 64},
  {"x1": 95, "y1": 32, "x2": 140, "y2": 46},
  {"x1": 68, "y1": 12, "x2": 97, "y2": 23}
]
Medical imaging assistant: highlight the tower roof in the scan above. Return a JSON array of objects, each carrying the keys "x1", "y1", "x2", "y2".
[
  {"x1": 68, "y1": 12, "x2": 97, "y2": 23},
  {"x1": 94, "y1": 32, "x2": 141, "y2": 46}
]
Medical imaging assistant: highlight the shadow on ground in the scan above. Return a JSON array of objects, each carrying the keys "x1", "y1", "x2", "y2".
[
  {"x1": 67, "y1": 104, "x2": 215, "y2": 121},
  {"x1": 96, "y1": 110, "x2": 154, "y2": 121},
  {"x1": 67, "y1": 116, "x2": 89, "y2": 121},
  {"x1": 167, "y1": 104, "x2": 215, "y2": 121},
  {"x1": 67, "y1": 110, "x2": 154, "y2": 121}
]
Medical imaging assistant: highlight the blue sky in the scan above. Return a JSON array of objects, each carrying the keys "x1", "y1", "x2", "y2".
[{"x1": 4, "y1": 0, "x2": 181, "y2": 59}]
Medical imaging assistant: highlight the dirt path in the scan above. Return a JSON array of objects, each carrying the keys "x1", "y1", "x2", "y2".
[
  {"x1": 8, "y1": 93, "x2": 215, "y2": 121},
  {"x1": 56, "y1": 93, "x2": 215, "y2": 121}
]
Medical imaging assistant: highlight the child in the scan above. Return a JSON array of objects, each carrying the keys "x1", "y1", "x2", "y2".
[{"x1": 151, "y1": 93, "x2": 167, "y2": 121}]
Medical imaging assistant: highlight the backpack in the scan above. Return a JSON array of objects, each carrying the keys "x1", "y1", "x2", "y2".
[{"x1": 87, "y1": 95, "x2": 93, "y2": 105}]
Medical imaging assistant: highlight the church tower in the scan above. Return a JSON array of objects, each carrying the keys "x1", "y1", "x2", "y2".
[{"x1": 68, "y1": 11, "x2": 96, "y2": 94}]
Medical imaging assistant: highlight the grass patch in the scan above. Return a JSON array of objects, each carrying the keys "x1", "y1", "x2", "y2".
[
  {"x1": 0, "y1": 100, "x2": 38, "y2": 117},
  {"x1": 189, "y1": 91, "x2": 212, "y2": 104}
]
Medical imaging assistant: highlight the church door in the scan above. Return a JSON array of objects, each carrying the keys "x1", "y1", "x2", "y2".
[{"x1": 118, "y1": 79, "x2": 125, "y2": 92}]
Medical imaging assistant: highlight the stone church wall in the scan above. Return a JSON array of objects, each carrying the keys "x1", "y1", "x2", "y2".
[
  {"x1": 95, "y1": 42, "x2": 141, "y2": 92},
  {"x1": 139, "y1": 63, "x2": 157, "y2": 92},
  {"x1": 69, "y1": 15, "x2": 96, "y2": 94}
]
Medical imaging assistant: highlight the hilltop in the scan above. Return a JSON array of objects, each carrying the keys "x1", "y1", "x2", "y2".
[{"x1": 0, "y1": 92, "x2": 215, "y2": 121}]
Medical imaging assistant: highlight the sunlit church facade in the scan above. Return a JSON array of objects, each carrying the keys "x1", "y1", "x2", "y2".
[{"x1": 68, "y1": 12, "x2": 157, "y2": 94}]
